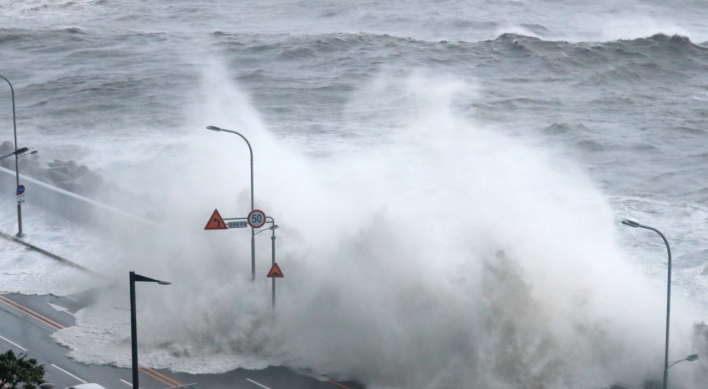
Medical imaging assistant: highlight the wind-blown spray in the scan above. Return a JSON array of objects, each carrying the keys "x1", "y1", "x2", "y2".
[{"x1": 54, "y1": 66, "x2": 705, "y2": 389}]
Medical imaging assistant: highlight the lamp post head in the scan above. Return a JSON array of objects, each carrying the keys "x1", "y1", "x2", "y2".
[
  {"x1": 14, "y1": 147, "x2": 28, "y2": 155},
  {"x1": 206, "y1": 126, "x2": 222, "y2": 132},
  {"x1": 621, "y1": 219, "x2": 641, "y2": 228},
  {"x1": 19, "y1": 150, "x2": 38, "y2": 159},
  {"x1": 270, "y1": 225, "x2": 279, "y2": 230},
  {"x1": 131, "y1": 272, "x2": 171, "y2": 285},
  {"x1": 687, "y1": 354, "x2": 699, "y2": 362}
]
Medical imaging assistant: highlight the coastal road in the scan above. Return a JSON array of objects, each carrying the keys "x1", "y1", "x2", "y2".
[{"x1": 0, "y1": 293, "x2": 363, "y2": 389}]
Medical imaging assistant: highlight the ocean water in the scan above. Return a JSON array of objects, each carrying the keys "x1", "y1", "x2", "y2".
[{"x1": 2, "y1": 1, "x2": 708, "y2": 388}]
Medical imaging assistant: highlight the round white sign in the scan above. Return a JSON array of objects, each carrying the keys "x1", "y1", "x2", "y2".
[{"x1": 248, "y1": 209, "x2": 266, "y2": 228}]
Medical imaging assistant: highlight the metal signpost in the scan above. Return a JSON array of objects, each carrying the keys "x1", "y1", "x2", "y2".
[
  {"x1": 205, "y1": 210, "x2": 283, "y2": 313},
  {"x1": 267, "y1": 260, "x2": 283, "y2": 315},
  {"x1": 247, "y1": 209, "x2": 266, "y2": 229},
  {"x1": 255, "y1": 217, "x2": 279, "y2": 313},
  {"x1": 16, "y1": 184, "x2": 25, "y2": 204}
]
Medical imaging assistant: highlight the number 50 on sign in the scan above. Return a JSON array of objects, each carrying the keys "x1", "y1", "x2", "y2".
[{"x1": 248, "y1": 209, "x2": 266, "y2": 228}]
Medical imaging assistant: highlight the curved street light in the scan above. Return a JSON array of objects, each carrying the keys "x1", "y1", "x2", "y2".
[
  {"x1": 621, "y1": 219, "x2": 673, "y2": 389},
  {"x1": 206, "y1": 125, "x2": 256, "y2": 281},
  {"x1": 129, "y1": 271, "x2": 171, "y2": 389},
  {"x1": 0, "y1": 147, "x2": 31, "y2": 161},
  {"x1": 668, "y1": 354, "x2": 699, "y2": 369},
  {"x1": 0, "y1": 75, "x2": 24, "y2": 237}
]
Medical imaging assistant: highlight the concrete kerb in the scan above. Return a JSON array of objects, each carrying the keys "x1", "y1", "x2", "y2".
[
  {"x1": 0, "y1": 230, "x2": 108, "y2": 280},
  {"x1": 0, "y1": 166, "x2": 161, "y2": 281}
]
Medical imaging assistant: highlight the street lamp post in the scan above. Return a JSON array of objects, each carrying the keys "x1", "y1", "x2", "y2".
[
  {"x1": 621, "y1": 219, "x2": 673, "y2": 389},
  {"x1": 206, "y1": 125, "x2": 256, "y2": 281},
  {"x1": 668, "y1": 354, "x2": 699, "y2": 369},
  {"x1": 130, "y1": 271, "x2": 171, "y2": 389},
  {"x1": 256, "y1": 217, "x2": 278, "y2": 313},
  {"x1": 0, "y1": 147, "x2": 31, "y2": 161},
  {"x1": 0, "y1": 75, "x2": 24, "y2": 237},
  {"x1": 270, "y1": 223, "x2": 278, "y2": 312}
]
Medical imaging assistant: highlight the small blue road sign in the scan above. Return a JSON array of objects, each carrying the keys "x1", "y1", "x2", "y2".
[{"x1": 16, "y1": 185, "x2": 25, "y2": 195}]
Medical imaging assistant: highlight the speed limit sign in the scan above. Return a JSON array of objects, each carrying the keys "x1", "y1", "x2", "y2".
[{"x1": 247, "y1": 209, "x2": 266, "y2": 228}]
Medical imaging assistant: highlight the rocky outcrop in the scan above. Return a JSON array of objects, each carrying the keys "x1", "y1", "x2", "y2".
[{"x1": 0, "y1": 140, "x2": 118, "y2": 200}]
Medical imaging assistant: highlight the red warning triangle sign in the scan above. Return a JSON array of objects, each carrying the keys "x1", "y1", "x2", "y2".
[
  {"x1": 204, "y1": 209, "x2": 228, "y2": 230},
  {"x1": 267, "y1": 263, "x2": 284, "y2": 278}
]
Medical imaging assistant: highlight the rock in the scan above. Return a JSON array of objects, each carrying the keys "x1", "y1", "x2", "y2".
[
  {"x1": 0, "y1": 141, "x2": 13, "y2": 155},
  {"x1": 69, "y1": 165, "x2": 90, "y2": 179},
  {"x1": 49, "y1": 165, "x2": 70, "y2": 175},
  {"x1": 66, "y1": 160, "x2": 78, "y2": 170},
  {"x1": 30, "y1": 167, "x2": 52, "y2": 180},
  {"x1": 55, "y1": 181, "x2": 71, "y2": 191},
  {"x1": 18, "y1": 158, "x2": 29, "y2": 169},
  {"x1": 0, "y1": 158, "x2": 14, "y2": 169},
  {"x1": 36, "y1": 176, "x2": 53, "y2": 185},
  {"x1": 47, "y1": 161, "x2": 65, "y2": 168},
  {"x1": 66, "y1": 182, "x2": 87, "y2": 196},
  {"x1": 51, "y1": 170, "x2": 72, "y2": 182},
  {"x1": 104, "y1": 180, "x2": 120, "y2": 193},
  {"x1": 75, "y1": 171, "x2": 105, "y2": 194}
]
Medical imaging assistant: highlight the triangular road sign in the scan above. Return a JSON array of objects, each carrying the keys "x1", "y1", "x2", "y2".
[
  {"x1": 267, "y1": 263, "x2": 284, "y2": 278},
  {"x1": 204, "y1": 209, "x2": 228, "y2": 230}
]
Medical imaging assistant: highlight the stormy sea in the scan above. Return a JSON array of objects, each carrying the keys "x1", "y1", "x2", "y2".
[{"x1": 2, "y1": 1, "x2": 708, "y2": 388}]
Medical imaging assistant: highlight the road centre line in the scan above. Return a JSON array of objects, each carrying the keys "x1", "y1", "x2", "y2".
[
  {"x1": 245, "y1": 379, "x2": 272, "y2": 389},
  {"x1": 0, "y1": 295, "x2": 63, "y2": 330},
  {"x1": 139, "y1": 368, "x2": 182, "y2": 387},
  {"x1": 3, "y1": 297, "x2": 315, "y2": 389},
  {"x1": 1, "y1": 297, "x2": 182, "y2": 388},
  {"x1": 0, "y1": 334, "x2": 27, "y2": 351},
  {"x1": 51, "y1": 364, "x2": 88, "y2": 384},
  {"x1": 328, "y1": 380, "x2": 355, "y2": 389}
]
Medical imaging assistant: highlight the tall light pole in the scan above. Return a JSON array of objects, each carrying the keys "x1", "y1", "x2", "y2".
[
  {"x1": 206, "y1": 125, "x2": 256, "y2": 281},
  {"x1": 621, "y1": 219, "x2": 672, "y2": 389},
  {"x1": 0, "y1": 147, "x2": 31, "y2": 161},
  {"x1": 0, "y1": 75, "x2": 24, "y2": 237},
  {"x1": 256, "y1": 217, "x2": 278, "y2": 313},
  {"x1": 130, "y1": 271, "x2": 171, "y2": 389},
  {"x1": 668, "y1": 354, "x2": 699, "y2": 369}
]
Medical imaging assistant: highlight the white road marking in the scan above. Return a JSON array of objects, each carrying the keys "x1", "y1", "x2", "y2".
[
  {"x1": 48, "y1": 303, "x2": 74, "y2": 316},
  {"x1": 120, "y1": 379, "x2": 141, "y2": 388},
  {"x1": 246, "y1": 378, "x2": 272, "y2": 389},
  {"x1": 50, "y1": 364, "x2": 87, "y2": 384},
  {"x1": 0, "y1": 334, "x2": 27, "y2": 351}
]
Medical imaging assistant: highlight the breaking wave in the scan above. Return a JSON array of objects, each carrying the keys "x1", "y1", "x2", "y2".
[{"x1": 52, "y1": 67, "x2": 708, "y2": 389}]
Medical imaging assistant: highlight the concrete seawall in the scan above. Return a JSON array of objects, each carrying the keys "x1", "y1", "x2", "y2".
[{"x1": 0, "y1": 166, "x2": 159, "y2": 236}]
